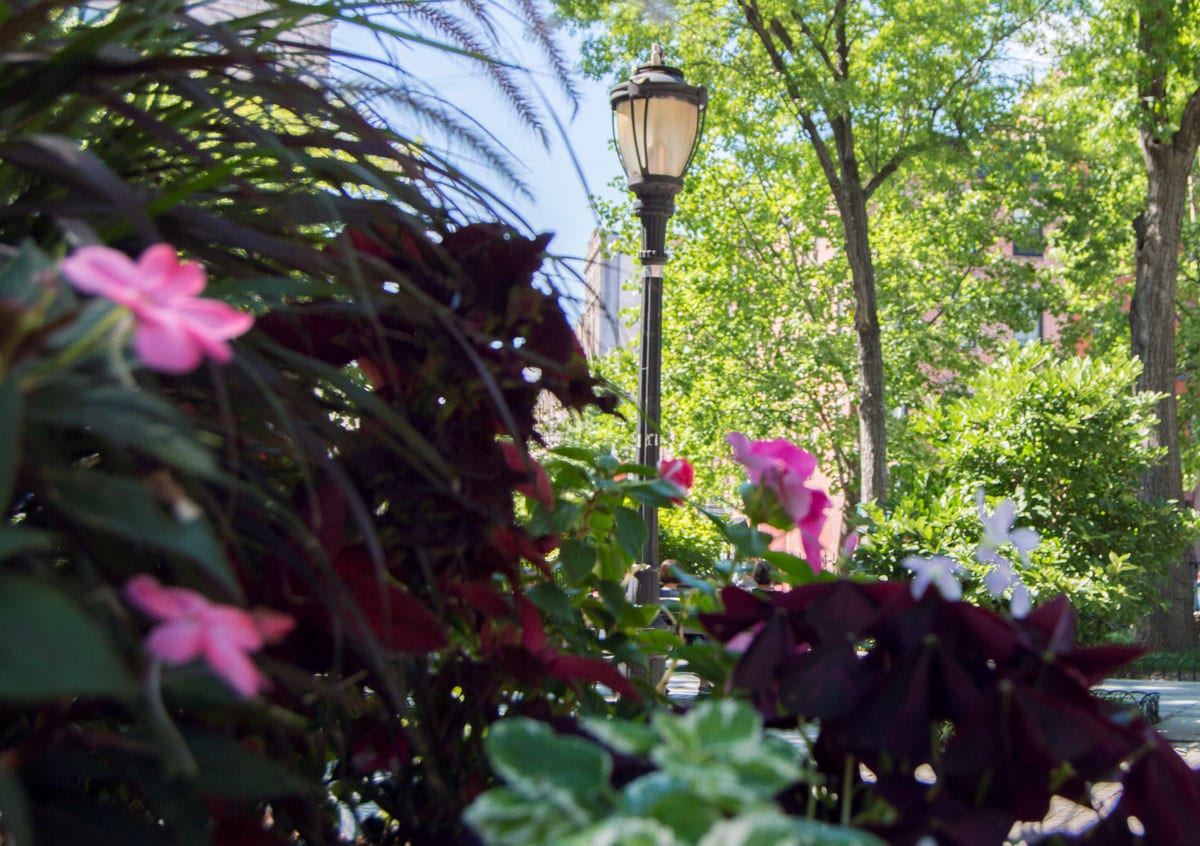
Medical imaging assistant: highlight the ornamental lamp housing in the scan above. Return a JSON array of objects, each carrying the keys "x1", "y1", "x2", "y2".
[{"x1": 609, "y1": 44, "x2": 707, "y2": 264}]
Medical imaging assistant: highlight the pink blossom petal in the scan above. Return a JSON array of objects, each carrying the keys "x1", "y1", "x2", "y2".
[
  {"x1": 174, "y1": 297, "x2": 255, "y2": 339},
  {"x1": 146, "y1": 619, "x2": 206, "y2": 664},
  {"x1": 203, "y1": 635, "x2": 268, "y2": 698},
  {"x1": 60, "y1": 246, "x2": 145, "y2": 306},
  {"x1": 133, "y1": 316, "x2": 206, "y2": 373},
  {"x1": 777, "y1": 473, "x2": 828, "y2": 529},
  {"x1": 204, "y1": 606, "x2": 266, "y2": 651},
  {"x1": 61, "y1": 243, "x2": 253, "y2": 374},
  {"x1": 800, "y1": 530, "x2": 824, "y2": 573},
  {"x1": 124, "y1": 574, "x2": 209, "y2": 620},
  {"x1": 253, "y1": 609, "x2": 297, "y2": 643},
  {"x1": 728, "y1": 433, "x2": 817, "y2": 482},
  {"x1": 139, "y1": 243, "x2": 205, "y2": 297},
  {"x1": 156, "y1": 297, "x2": 254, "y2": 367},
  {"x1": 726, "y1": 620, "x2": 765, "y2": 653},
  {"x1": 658, "y1": 457, "x2": 693, "y2": 501}
]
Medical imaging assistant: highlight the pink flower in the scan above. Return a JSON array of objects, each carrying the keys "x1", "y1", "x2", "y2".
[
  {"x1": 60, "y1": 244, "x2": 254, "y2": 373},
  {"x1": 124, "y1": 575, "x2": 294, "y2": 698},
  {"x1": 658, "y1": 457, "x2": 694, "y2": 502},
  {"x1": 727, "y1": 432, "x2": 830, "y2": 572}
]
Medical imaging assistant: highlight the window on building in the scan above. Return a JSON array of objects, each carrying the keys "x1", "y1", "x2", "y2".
[
  {"x1": 1011, "y1": 208, "x2": 1046, "y2": 257},
  {"x1": 1013, "y1": 315, "x2": 1043, "y2": 345}
]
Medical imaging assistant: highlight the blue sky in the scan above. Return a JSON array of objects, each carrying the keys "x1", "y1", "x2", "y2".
[{"x1": 330, "y1": 13, "x2": 628, "y2": 312}]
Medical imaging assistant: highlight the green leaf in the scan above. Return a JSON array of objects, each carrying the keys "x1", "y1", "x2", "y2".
[
  {"x1": 0, "y1": 378, "x2": 21, "y2": 507},
  {"x1": 550, "y1": 445, "x2": 601, "y2": 463},
  {"x1": 184, "y1": 728, "x2": 317, "y2": 800},
  {"x1": 615, "y1": 506, "x2": 648, "y2": 560},
  {"x1": 580, "y1": 716, "x2": 658, "y2": 756},
  {"x1": 698, "y1": 812, "x2": 886, "y2": 846},
  {"x1": 597, "y1": 579, "x2": 628, "y2": 618},
  {"x1": 565, "y1": 817, "x2": 682, "y2": 846},
  {"x1": 658, "y1": 698, "x2": 761, "y2": 751},
  {"x1": 558, "y1": 538, "x2": 597, "y2": 584},
  {"x1": 526, "y1": 581, "x2": 576, "y2": 624},
  {"x1": 620, "y1": 603, "x2": 661, "y2": 629},
  {"x1": 761, "y1": 551, "x2": 818, "y2": 585},
  {"x1": 0, "y1": 573, "x2": 135, "y2": 701},
  {"x1": 0, "y1": 525, "x2": 54, "y2": 560},
  {"x1": 650, "y1": 700, "x2": 804, "y2": 804},
  {"x1": 484, "y1": 718, "x2": 613, "y2": 825},
  {"x1": 634, "y1": 627, "x2": 683, "y2": 652},
  {"x1": 0, "y1": 767, "x2": 32, "y2": 846},
  {"x1": 29, "y1": 381, "x2": 221, "y2": 479},
  {"x1": 0, "y1": 239, "x2": 55, "y2": 304},
  {"x1": 675, "y1": 641, "x2": 733, "y2": 685},
  {"x1": 464, "y1": 787, "x2": 577, "y2": 846},
  {"x1": 723, "y1": 520, "x2": 770, "y2": 557},
  {"x1": 46, "y1": 469, "x2": 237, "y2": 595},
  {"x1": 596, "y1": 542, "x2": 628, "y2": 582},
  {"x1": 622, "y1": 772, "x2": 719, "y2": 842}
]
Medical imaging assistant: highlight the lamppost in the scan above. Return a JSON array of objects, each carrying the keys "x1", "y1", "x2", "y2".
[{"x1": 609, "y1": 45, "x2": 706, "y2": 606}]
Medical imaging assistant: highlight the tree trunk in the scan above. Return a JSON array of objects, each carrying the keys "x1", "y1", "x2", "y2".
[
  {"x1": 1131, "y1": 128, "x2": 1197, "y2": 650},
  {"x1": 832, "y1": 120, "x2": 889, "y2": 506}
]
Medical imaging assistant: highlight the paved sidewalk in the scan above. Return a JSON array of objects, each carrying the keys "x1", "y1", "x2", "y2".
[{"x1": 1099, "y1": 677, "x2": 1200, "y2": 743}]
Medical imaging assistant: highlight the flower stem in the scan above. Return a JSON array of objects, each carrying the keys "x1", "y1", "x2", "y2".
[{"x1": 145, "y1": 658, "x2": 198, "y2": 779}]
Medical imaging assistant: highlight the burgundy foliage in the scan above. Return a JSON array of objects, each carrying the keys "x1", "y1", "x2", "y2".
[
  {"x1": 700, "y1": 582, "x2": 1200, "y2": 845},
  {"x1": 243, "y1": 223, "x2": 619, "y2": 841}
]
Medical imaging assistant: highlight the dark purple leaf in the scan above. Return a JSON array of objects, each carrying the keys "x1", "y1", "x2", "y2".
[{"x1": 1119, "y1": 731, "x2": 1200, "y2": 843}]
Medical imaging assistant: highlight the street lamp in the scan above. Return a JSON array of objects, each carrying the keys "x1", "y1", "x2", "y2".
[{"x1": 610, "y1": 45, "x2": 706, "y2": 606}]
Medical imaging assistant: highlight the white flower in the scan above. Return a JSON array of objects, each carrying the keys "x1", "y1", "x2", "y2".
[
  {"x1": 975, "y1": 491, "x2": 1039, "y2": 616},
  {"x1": 976, "y1": 492, "x2": 1039, "y2": 566},
  {"x1": 1010, "y1": 581, "x2": 1031, "y2": 619},
  {"x1": 903, "y1": 555, "x2": 964, "y2": 601}
]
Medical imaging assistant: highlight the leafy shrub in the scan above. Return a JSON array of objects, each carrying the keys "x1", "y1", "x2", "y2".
[
  {"x1": 467, "y1": 699, "x2": 884, "y2": 846},
  {"x1": 857, "y1": 343, "x2": 1197, "y2": 642}
]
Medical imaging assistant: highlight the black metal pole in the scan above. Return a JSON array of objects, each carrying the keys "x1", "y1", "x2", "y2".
[
  {"x1": 636, "y1": 261, "x2": 662, "y2": 606},
  {"x1": 632, "y1": 189, "x2": 675, "y2": 607}
]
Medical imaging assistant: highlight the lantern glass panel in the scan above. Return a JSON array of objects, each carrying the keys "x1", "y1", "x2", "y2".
[{"x1": 614, "y1": 95, "x2": 700, "y2": 179}]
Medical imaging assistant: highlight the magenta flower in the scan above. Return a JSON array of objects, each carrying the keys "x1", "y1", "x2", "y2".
[
  {"x1": 60, "y1": 244, "x2": 254, "y2": 373},
  {"x1": 124, "y1": 575, "x2": 294, "y2": 698},
  {"x1": 728, "y1": 432, "x2": 830, "y2": 571},
  {"x1": 658, "y1": 457, "x2": 694, "y2": 502}
]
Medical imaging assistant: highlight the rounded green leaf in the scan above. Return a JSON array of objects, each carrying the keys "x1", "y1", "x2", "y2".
[{"x1": 0, "y1": 574, "x2": 135, "y2": 701}]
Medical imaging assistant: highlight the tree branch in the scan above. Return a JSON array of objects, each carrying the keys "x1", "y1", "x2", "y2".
[
  {"x1": 737, "y1": 0, "x2": 843, "y2": 196},
  {"x1": 1174, "y1": 84, "x2": 1200, "y2": 154},
  {"x1": 787, "y1": 8, "x2": 840, "y2": 79}
]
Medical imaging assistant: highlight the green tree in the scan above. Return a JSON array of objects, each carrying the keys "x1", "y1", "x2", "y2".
[
  {"x1": 1025, "y1": 0, "x2": 1200, "y2": 648},
  {"x1": 556, "y1": 0, "x2": 1058, "y2": 510}
]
